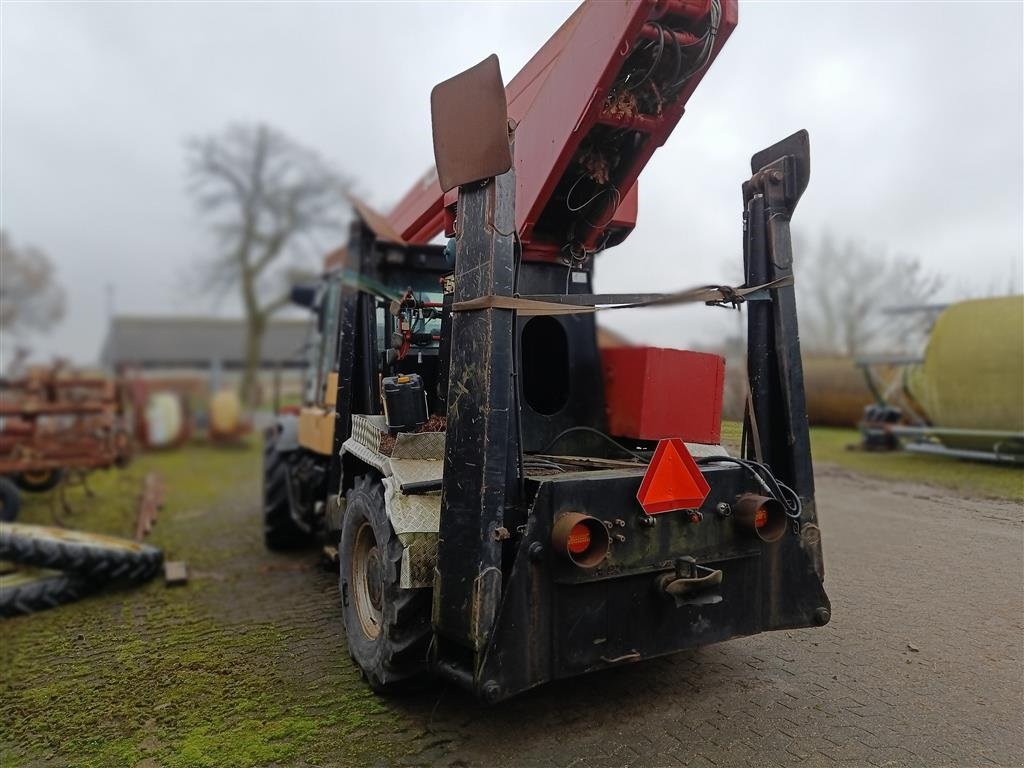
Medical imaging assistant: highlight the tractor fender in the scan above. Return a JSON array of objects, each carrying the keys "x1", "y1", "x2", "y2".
[{"x1": 341, "y1": 415, "x2": 443, "y2": 589}]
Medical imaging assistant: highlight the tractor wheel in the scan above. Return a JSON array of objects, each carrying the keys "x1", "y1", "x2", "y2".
[
  {"x1": 0, "y1": 478, "x2": 20, "y2": 522},
  {"x1": 339, "y1": 474, "x2": 431, "y2": 692},
  {"x1": 0, "y1": 567, "x2": 96, "y2": 618},
  {"x1": 15, "y1": 468, "x2": 63, "y2": 494},
  {"x1": 263, "y1": 436, "x2": 311, "y2": 550},
  {"x1": 0, "y1": 523, "x2": 163, "y2": 583}
]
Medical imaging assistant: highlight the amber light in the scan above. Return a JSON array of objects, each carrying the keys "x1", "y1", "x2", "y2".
[
  {"x1": 551, "y1": 512, "x2": 611, "y2": 569},
  {"x1": 567, "y1": 524, "x2": 591, "y2": 554},
  {"x1": 734, "y1": 494, "x2": 787, "y2": 544}
]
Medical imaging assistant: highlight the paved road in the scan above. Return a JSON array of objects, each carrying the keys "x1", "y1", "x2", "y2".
[{"x1": 403, "y1": 466, "x2": 1023, "y2": 768}]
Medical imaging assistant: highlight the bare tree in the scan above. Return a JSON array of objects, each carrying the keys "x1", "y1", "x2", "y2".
[
  {"x1": 796, "y1": 232, "x2": 944, "y2": 356},
  {"x1": 187, "y1": 123, "x2": 349, "y2": 405},
  {"x1": 0, "y1": 230, "x2": 66, "y2": 335}
]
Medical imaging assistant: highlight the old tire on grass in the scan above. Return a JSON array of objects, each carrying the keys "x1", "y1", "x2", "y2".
[
  {"x1": 0, "y1": 523, "x2": 163, "y2": 583},
  {"x1": 15, "y1": 468, "x2": 63, "y2": 494},
  {"x1": 339, "y1": 474, "x2": 431, "y2": 692},
  {"x1": 0, "y1": 478, "x2": 21, "y2": 522},
  {"x1": 263, "y1": 437, "x2": 311, "y2": 551},
  {"x1": 0, "y1": 568, "x2": 95, "y2": 618}
]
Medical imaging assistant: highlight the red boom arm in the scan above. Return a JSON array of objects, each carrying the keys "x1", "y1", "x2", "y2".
[{"x1": 387, "y1": 0, "x2": 738, "y2": 263}]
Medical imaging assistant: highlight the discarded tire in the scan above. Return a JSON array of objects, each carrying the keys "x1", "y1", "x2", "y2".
[
  {"x1": 0, "y1": 478, "x2": 20, "y2": 522},
  {"x1": 0, "y1": 568, "x2": 95, "y2": 617},
  {"x1": 339, "y1": 474, "x2": 431, "y2": 692},
  {"x1": 0, "y1": 523, "x2": 163, "y2": 583},
  {"x1": 15, "y1": 468, "x2": 63, "y2": 494},
  {"x1": 263, "y1": 437, "x2": 310, "y2": 550}
]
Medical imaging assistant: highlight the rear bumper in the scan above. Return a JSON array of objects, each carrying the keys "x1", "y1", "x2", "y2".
[{"x1": 466, "y1": 465, "x2": 830, "y2": 702}]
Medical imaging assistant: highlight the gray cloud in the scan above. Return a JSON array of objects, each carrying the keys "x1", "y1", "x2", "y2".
[{"x1": 2, "y1": 1, "x2": 1021, "y2": 361}]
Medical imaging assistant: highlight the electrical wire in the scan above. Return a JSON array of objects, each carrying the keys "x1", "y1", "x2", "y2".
[
  {"x1": 626, "y1": 24, "x2": 665, "y2": 92},
  {"x1": 522, "y1": 458, "x2": 567, "y2": 472},
  {"x1": 583, "y1": 187, "x2": 621, "y2": 229},
  {"x1": 565, "y1": 174, "x2": 611, "y2": 213},
  {"x1": 695, "y1": 455, "x2": 803, "y2": 520},
  {"x1": 510, "y1": 231, "x2": 526, "y2": 493},
  {"x1": 665, "y1": 0, "x2": 722, "y2": 92},
  {"x1": 656, "y1": 21, "x2": 684, "y2": 90},
  {"x1": 535, "y1": 426, "x2": 649, "y2": 462}
]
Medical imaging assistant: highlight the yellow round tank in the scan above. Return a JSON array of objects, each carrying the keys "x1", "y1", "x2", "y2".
[
  {"x1": 209, "y1": 389, "x2": 242, "y2": 437},
  {"x1": 906, "y1": 295, "x2": 1024, "y2": 447},
  {"x1": 802, "y1": 356, "x2": 874, "y2": 427}
]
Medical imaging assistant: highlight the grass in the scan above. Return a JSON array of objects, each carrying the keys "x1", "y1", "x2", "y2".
[
  {"x1": 722, "y1": 419, "x2": 1023, "y2": 502},
  {"x1": 810, "y1": 427, "x2": 1024, "y2": 502},
  {"x1": 0, "y1": 441, "x2": 415, "y2": 768}
]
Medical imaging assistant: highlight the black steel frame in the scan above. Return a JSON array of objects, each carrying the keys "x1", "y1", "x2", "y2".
[{"x1": 332, "y1": 132, "x2": 831, "y2": 702}]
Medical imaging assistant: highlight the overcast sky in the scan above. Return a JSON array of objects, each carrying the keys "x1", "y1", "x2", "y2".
[{"x1": 2, "y1": 0, "x2": 1022, "y2": 364}]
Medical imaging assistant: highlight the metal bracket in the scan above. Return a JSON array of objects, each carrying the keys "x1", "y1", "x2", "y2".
[{"x1": 654, "y1": 557, "x2": 723, "y2": 608}]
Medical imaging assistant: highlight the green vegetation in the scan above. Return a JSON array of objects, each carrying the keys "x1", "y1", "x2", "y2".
[
  {"x1": 0, "y1": 442, "x2": 416, "y2": 768},
  {"x1": 721, "y1": 420, "x2": 1022, "y2": 501},
  {"x1": 810, "y1": 427, "x2": 1024, "y2": 502}
]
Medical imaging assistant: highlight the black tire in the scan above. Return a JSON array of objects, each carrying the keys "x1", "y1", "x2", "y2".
[
  {"x1": 15, "y1": 468, "x2": 63, "y2": 494},
  {"x1": 339, "y1": 474, "x2": 431, "y2": 692},
  {"x1": 0, "y1": 568, "x2": 96, "y2": 618},
  {"x1": 263, "y1": 436, "x2": 311, "y2": 550},
  {"x1": 0, "y1": 523, "x2": 163, "y2": 583},
  {"x1": 0, "y1": 478, "x2": 20, "y2": 522}
]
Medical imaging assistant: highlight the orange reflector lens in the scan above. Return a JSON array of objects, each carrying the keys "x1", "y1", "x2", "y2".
[
  {"x1": 567, "y1": 523, "x2": 591, "y2": 554},
  {"x1": 754, "y1": 507, "x2": 768, "y2": 528}
]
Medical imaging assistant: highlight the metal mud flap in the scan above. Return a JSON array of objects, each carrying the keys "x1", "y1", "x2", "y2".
[{"x1": 655, "y1": 556, "x2": 723, "y2": 607}]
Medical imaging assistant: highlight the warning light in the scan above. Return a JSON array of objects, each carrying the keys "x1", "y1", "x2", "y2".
[
  {"x1": 636, "y1": 438, "x2": 711, "y2": 515},
  {"x1": 552, "y1": 513, "x2": 610, "y2": 569},
  {"x1": 567, "y1": 523, "x2": 591, "y2": 554},
  {"x1": 735, "y1": 494, "x2": 787, "y2": 543},
  {"x1": 754, "y1": 507, "x2": 768, "y2": 528}
]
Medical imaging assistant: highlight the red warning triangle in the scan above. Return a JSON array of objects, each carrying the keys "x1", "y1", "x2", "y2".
[{"x1": 636, "y1": 438, "x2": 711, "y2": 515}]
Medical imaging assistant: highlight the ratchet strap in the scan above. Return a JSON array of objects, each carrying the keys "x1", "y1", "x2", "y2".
[{"x1": 452, "y1": 276, "x2": 794, "y2": 315}]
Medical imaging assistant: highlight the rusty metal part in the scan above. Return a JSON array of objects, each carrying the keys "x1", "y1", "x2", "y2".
[
  {"x1": 0, "y1": 366, "x2": 133, "y2": 480},
  {"x1": 733, "y1": 494, "x2": 787, "y2": 543},
  {"x1": 135, "y1": 472, "x2": 165, "y2": 541},
  {"x1": 430, "y1": 54, "x2": 512, "y2": 192},
  {"x1": 655, "y1": 556, "x2": 724, "y2": 607},
  {"x1": 347, "y1": 194, "x2": 407, "y2": 246},
  {"x1": 351, "y1": 521, "x2": 384, "y2": 640}
]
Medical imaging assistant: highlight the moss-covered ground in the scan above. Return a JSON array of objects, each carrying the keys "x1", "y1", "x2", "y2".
[
  {"x1": 0, "y1": 442, "x2": 430, "y2": 768},
  {"x1": 4, "y1": 424, "x2": 1019, "y2": 767}
]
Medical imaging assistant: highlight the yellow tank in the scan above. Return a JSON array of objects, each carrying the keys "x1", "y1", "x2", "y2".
[
  {"x1": 802, "y1": 356, "x2": 874, "y2": 427},
  {"x1": 905, "y1": 296, "x2": 1024, "y2": 447},
  {"x1": 209, "y1": 389, "x2": 242, "y2": 437}
]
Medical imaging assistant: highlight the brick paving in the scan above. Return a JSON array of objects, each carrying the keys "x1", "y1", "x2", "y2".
[{"x1": 406, "y1": 467, "x2": 1024, "y2": 768}]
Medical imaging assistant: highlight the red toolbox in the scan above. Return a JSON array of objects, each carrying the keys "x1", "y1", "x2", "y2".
[{"x1": 601, "y1": 347, "x2": 725, "y2": 444}]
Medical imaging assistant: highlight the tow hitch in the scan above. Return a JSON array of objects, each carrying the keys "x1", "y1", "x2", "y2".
[{"x1": 655, "y1": 556, "x2": 724, "y2": 608}]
